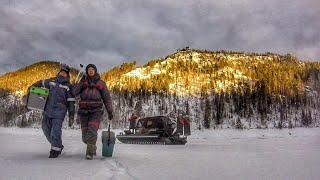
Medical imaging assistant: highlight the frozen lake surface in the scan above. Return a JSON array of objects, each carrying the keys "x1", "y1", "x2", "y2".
[{"x1": 0, "y1": 127, "x2": 319, "y2": 180}]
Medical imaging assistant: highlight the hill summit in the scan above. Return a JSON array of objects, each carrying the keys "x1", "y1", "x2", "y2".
[{"x1": 103, "y1": 49, "x2": 320, "y2": 96}]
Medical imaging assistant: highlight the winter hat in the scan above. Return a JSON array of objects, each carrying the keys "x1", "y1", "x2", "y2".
[
  {"x1": 86, "y1": 64, "x2": 98, "y2": 74},
  {"x1": 59, "y1": 63, "x2": 71, "y2": 76}
]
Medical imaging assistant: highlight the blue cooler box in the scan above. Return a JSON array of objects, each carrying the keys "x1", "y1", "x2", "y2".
[{"x1": 101, "y1": 130, "x2": 116, "y2": 157}]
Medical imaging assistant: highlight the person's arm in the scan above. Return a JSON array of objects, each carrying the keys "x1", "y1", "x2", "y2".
[
  {"x1": 28, "y1": 78, "x2": 52, "y2": 94},
  {"x1": 98, "y1": 81, "x2": 113, "y2": 120},
  {"x1": 72, "y1": 77, "x2": 84, "y2": 97},
  {"x1": 67, "y1": 85, "x2": 76, "y2": 127},
  {"x1": 31, "y1": 79, "x2": 51, "y2": 89}
]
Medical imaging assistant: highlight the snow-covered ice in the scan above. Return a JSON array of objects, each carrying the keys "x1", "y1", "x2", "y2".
[{"x1": 0, "y1": 127, "x2": 319, "y2": 180}]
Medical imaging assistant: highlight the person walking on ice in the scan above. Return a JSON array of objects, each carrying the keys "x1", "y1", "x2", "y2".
[
  {"x1": 30, "y1": 64, "x2": 75, "y2": 158},
  {"x1": 73, "y1": 64, "x2": 114, "y2": 160}
]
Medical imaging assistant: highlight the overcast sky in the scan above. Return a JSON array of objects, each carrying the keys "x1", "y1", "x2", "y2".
[{"x1": 0, "y1": 0, "x2": 319, "y2": 74}]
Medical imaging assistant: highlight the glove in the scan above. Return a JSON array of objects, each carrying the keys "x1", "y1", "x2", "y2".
[
  {"x1": 68, "y1": 114, "x2": 74, "y2": 127},
  {"x1": 108, "y1": 113, "x2": 113, "y2": 120}
]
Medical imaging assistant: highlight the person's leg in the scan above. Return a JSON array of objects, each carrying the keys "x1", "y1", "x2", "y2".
[
  {"x1": 86, "y1": 112, "x2": 102, "y2": 144},
  {"x1": 80, "y1": 114, "x2": 89, "y2": 144},
  {"x1": 133, "y1": 120, "x2": 136, "y2": 133},
  {"x1": 50, "y1": 118, "x2": 64, "y2": 151},
  {"x1": 47, "y1": 117, "x2": 64, "y2": 158},
  {"x1": 129, "y1": 121, "x2": 134, "y2": 133},
  {"x1": 85, "y1": 112, "x2": 102, "y2": 159},
  {"x1": 41, "y1": 115, "x2": 52, "y2": 144}
]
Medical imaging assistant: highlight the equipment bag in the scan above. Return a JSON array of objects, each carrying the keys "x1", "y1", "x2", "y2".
[{"x1": 26, "y1": 86, "x2": 49, "y2": 111}]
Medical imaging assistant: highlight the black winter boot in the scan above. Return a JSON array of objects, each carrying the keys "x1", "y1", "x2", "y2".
[
  {"x1": 59, "y1": 145, "x2": 64, "y2": 155},
  {"x1": 49, "y1": 150, "x2": 61, "y2": 158}
]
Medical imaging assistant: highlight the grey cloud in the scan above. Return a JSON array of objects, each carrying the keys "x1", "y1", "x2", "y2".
[{"x1": 0, "y1": 0, "x2": 319, "y2": 74}]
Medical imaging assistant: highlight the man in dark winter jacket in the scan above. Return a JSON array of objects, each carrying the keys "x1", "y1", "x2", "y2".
[
  {"x1": 73, "y1": 64, "x2": 113, "y2": 160},
  {"x1": 31, "y1": 64, "x2": 75, "y2": 158}
]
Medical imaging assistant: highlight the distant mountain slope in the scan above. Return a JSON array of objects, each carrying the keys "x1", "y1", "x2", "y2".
[
  {"x1": 0, "y1": 50, "x2": 320, "y2": 129},
  {"x1": 106, "y1": 49, "x2": 320, "y2": 96},
  {"x1": 0, "y1": 61, "x2": 78, "y2": 96},
  {"x1": 1, "y1": 50, "x2": 320, "y2": 97},
  {"x1": 101, "y1": 61, "x2": 137, "y2": 89}
]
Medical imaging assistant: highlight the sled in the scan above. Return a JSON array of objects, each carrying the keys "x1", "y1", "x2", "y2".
[{"x1": 116, "y1": 116, "x2": 191, "y2": 145}]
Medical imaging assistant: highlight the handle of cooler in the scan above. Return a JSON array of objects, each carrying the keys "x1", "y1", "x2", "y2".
[
  {"x1": 107, "y1": 123, "x2": 111, "y2": 146},
  {"x1": 30, "y1": 86, "x2": 49, "y2": 96}
]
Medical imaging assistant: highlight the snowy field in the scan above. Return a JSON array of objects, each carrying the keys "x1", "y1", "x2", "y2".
[{"x1": 0, "y1": 127, "x2": 319, "y2": 180}]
